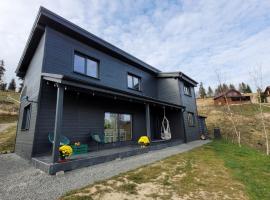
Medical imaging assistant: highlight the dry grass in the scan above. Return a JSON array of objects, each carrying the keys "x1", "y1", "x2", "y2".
[
  {"x1": 61, "y1": 143, "x2": 248, "y2": 200},
  {"x1": 197, "y1": 98, "x2": 270, "y2": 152},
  {"x1": 0, "y1": 91, "x2": 19, "y2": 152},
  {"x1": 0, "y1": 123, "x2": 17, "y2": 153}
]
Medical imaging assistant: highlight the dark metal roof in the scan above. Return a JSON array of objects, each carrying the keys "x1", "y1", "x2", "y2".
[
  {"x1": 213, "y1": 89, "x2": 243, "y2": 100},
  {"x1": 157, "y1": 72, "x2": 198, "y2": 86},
  {"x1": 42, "y1": 73, "x2": 185, "y2": 109}
]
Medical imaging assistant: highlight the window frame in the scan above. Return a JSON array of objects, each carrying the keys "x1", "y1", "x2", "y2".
[
  {"x1": 184, "y1": 84, "x2": 192, "y2": 96},
  {"x1": 127, "y1": 73, "x2": 141, "y2": 91},
  {"x1": 73, "y1": 51, "x2": 100, "y2": 79},
  {"x1": 104, "y1": 112, "x2": 133, "y2": 143},
  {"x1": 21, "y1": 103, "x2": 31, "y2": 131},
  {"x1": 187, "y1": 112, "x2": 195, "y2": 127}
]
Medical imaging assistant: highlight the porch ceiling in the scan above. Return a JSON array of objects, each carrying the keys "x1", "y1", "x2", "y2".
[{"x1": 41, "y1": 73, "x2": 185, "y2": 110}]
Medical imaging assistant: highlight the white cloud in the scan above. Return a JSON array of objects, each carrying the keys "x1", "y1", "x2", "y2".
[{"x1": 0, "y1": 0, "x2": 270, "y2": 91}]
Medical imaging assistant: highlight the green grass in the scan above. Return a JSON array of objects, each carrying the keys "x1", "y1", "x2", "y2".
[
  {"x1": 211, "y1": 140, "x2": 270, "y2": 200},
  {"x1": 0, "y1": 124, "x2": 17, "y2": 153},
  {"x1": 61, "y1": 140, "x2": 270, "y2": 200}
]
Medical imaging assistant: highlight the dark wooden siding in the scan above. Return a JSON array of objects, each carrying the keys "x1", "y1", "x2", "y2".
[
  {"x1": 149, "y1": 106, "x2": 184, "y2": 141},
  {"x1": 33, "y1": 83, "x2": 147, "y2": 155},
  {"x1": 43, "y1": 27, "x2": 158, "y2": 100},
  {"x1": 15, "y1": 33, "x2": 45, "y2": 159},
  {"x1": 157, "y1": 78, "x2": 181, "y2": 105},
  {"x1": 178, "y1": 80, "x2": 200, "y2": 141}
]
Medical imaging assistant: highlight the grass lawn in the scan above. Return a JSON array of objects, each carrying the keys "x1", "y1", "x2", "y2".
[
  {"x1": 61, "y1": 140, "x2": 270, "y2": 200},
  {"x1": 0, "y1": 123, "x2": 17, "y2": 153}
]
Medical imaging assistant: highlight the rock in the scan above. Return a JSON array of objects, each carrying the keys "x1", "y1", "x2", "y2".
[{"x1": 56, "y1": 171, "x2": 65, "y2": 176}]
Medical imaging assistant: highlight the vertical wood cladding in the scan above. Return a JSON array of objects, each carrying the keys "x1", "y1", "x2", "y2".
[{"x1": 15, "y1": 34, "x2": 45, "y2": 159}]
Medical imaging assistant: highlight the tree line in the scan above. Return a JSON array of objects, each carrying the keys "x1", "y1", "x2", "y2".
[
  {"x1": 0, "y1": 59, "x2": 22, "y2": 92},
  {"x1": 198, "y1": 82, "x2": 252, "y2": 98}
]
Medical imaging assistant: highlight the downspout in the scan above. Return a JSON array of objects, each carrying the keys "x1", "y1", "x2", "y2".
[{"x1": 181, "y1": 107, "x2": 188, "y2": 143}]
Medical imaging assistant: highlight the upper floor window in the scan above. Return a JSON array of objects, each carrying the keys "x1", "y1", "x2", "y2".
[
  {"x1": 184, "y1": 84, "x2": 191, "y2": 96},
  {"x1": 187, "y1": 112, "x2": 195, "y2": 126},
  {"x1": 127, "y1": 74, "x2": 141, "y2": 91},
  {"x1": 74, "y1": 52, "x2": 99, "y2": 78}
]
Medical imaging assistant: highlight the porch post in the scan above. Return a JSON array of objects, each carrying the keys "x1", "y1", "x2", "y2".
[
  {"x1": 52, "y1": 84, "x2": 64, "y2": 163},
  {"x1": 145, "y1": 104, "x2": 151, "y2": 138}
]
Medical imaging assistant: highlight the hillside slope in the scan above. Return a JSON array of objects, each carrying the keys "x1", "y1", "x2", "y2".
[
  {"x1": 0, "y1": 91, "x2": 19, "y2": 153},
  {"x1": 197, "y1": 98, "x2": 270, "y2": 152}
]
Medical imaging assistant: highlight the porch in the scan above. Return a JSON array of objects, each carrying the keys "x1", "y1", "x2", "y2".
[
  {"x1": 32, "y1": 74, "x2": 186, "y2": 174},
  {"x1": 32, "y1": 139, "x2": 183, "y2": 174}
]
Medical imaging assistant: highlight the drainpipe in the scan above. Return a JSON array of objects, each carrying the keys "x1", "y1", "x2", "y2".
[
  {"x1": 52, "y1": 84, "x2": 64, "y2": 163},
  {"x1": 181, "y1": 107, "x2": 188, "y2": 143}
]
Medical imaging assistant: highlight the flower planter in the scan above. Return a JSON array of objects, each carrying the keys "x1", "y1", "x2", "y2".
[{"x1": 71, "y1": 144, "x2": 88, "y2": 155}]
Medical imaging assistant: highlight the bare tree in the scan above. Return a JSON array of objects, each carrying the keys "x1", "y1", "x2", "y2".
[
  {"x1": 250, "y1": 65, "x2": 269, "y2": 155},
  {"x1": 215, "y1": 69, "x2": 241, "y2": 147}
]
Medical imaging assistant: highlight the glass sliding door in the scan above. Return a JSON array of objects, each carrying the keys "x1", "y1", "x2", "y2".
[
  {"x1": 104, "y1": 113, "x2": 118, "y2": 143},
  {"x1": 119, "y1": 114, "x2": 132, "y2": 142},
  {"x1": 104, "y1": 112, "x2": 132, "y2": 143}
]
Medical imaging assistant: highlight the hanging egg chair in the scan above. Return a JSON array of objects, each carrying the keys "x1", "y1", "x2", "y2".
[{"x1": 161, "y1": 107, "x2": 171, "y2": 140}]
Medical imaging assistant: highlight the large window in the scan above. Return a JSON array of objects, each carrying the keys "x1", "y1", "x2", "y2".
[
  {"x1": 104, "y1": 112, "x2": 132, "y2": 143},
  {"x1": 74, "y1": 52, "x2": 99, "y2": 78},
  {"x1": 187, "y1": 112, "x2": 195, "y2": 127},
  {"x1": 184, "y1": 84, "x2": 191, "y2": 96},
  {"x1": 21, "y1": 104, "x2": 31, "y2": 130},
  {"x1": 127, "y1": 74, "x2": 141, "y2": 91}
]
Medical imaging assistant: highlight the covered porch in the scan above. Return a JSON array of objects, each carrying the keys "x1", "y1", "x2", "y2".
[{"x1": 32, "y1": 74, "x2": 186, "y2": 174}]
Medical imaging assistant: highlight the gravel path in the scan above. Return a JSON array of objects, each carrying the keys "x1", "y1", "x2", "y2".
[{"x1": 0, "y1": 140, "x2": 210, "y2": 200}]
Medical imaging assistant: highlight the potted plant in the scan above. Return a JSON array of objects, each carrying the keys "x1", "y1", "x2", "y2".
[
  {"x1": 59, "y1": 145, "x2": 73, "y2": 161},
  {"x1": 138, "y1": 136, "x2": 150, "y2": 148}
]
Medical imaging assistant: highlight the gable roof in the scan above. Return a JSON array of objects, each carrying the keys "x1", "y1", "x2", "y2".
[
  {"x1": 16, "y1": 7, "x2": 161, "y2": 77},
  {"x1": 213, "y1": 89, "x2": 242, "y2": 100}
]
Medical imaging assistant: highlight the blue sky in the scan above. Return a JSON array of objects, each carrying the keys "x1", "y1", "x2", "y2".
[{"x1": 0, "y1": 0, "x2": 270, "y2": 91}]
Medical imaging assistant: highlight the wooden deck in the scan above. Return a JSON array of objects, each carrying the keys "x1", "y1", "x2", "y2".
[{"x1": 32, "y1": 139, "x2": 183, "y2": 174}]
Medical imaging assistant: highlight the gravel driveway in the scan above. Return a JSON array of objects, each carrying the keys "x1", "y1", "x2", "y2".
[{"x1": 0, "y1": 140, "x2": 210, "y2": 200}]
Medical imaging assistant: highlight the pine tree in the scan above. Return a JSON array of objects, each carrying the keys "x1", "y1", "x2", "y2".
[
  {"x1": 0, "y1": 60, "x2": 5, "y2": 80},
  {"x1": 246, "y1": 84, "x2": 252, "y2": 93},
  {"x1": 222, "y1": 83, "x2": 229, "y2": 92},
  {"x1": 229, "y1": 84, "x2": 235, "y2": 90},
  {"x1": 18, "y1": 78, "x2": 24, "y2": 93},
  {"x1": 215, "y1": 84, "x2": 223, "y2": 95},
  {"x1": 0, "y1": 83, "x2": 7, "y2": 91},
  {"x1": 198, "y1": 82, "x2": 206, "y2": 98},
  {"x1": 8, "y1": 78, "x2": 16, "y2": 91},
  {"x1": 207, "y1": 86, "x2": 213, "y2": 97},
  {"x1": 0, "y1": 60, "x2": 7, "y2": 90},
  {"x1": 239, "y1": 82, "x2": 247, "y2": 93}
]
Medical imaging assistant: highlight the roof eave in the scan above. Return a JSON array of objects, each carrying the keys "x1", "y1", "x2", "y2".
[{"x1": 157, "y1": 72, "x2": 198, "y2": 86}]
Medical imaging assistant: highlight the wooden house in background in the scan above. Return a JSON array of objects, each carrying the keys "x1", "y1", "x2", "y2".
[
  {"x1": 213, "y1": 89, "x2": 251, "y2": 105},
  {"x1": 265, "y1": 86, "x2": 270, "y2": 103}
]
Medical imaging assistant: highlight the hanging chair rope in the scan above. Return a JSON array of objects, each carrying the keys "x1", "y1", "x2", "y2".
[{"x1": 161, "y1": 107, "x2": 171, "y2": 140}]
